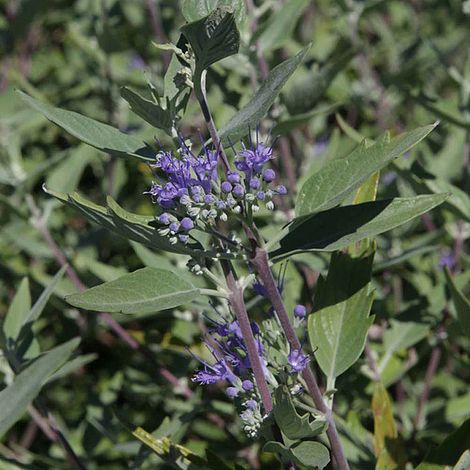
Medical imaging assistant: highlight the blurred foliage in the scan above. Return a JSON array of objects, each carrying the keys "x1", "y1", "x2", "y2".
[{"x1": 0, "y1": 0, "x2": 469, "y2": 468}]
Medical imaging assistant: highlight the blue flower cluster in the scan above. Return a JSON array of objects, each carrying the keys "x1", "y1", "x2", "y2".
[
  {"x1": 191, "y1": 318, "x2": 268, "y2": 437},
  {"x1": 191, "y1": 311, "x2": 310, "y2": 437},
  {"x1": 146, "y1": 140, "x2": 286, "y2": 244}
]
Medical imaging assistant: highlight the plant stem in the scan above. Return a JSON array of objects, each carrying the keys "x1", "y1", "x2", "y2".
[
  {"x1": 251, "y1": 247, "x2": 350, "y2": 470},
  {"x1": 221, "y1": 260, "x2": 273, "y2": 413},
  {"x1": 196, "y1": 70, "x2": 230, "y2": 172}
]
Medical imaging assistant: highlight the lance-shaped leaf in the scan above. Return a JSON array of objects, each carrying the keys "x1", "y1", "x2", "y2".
[
  {"x1": 65, "y1": 267, "x2": 201, "y2": 315},
  {"x1": 120, "y1": 87, "x2": 173, "y2": 134},
  {"x1": 180, "y1": 7, "x2": 240, "y2": 74},
  {"x1": 273, "y1": 386, "x2": 327, "y2": 440},
  {"x1": 283, "y1": 44, "x2": 354, "y2": 115},
  {"x1": 309, "y1": 251, "x2": 374, "y2": 380},
  {"x1": 372, "y1": 381, "x2": 405, "y2": 470},
  {"x1": 445, "y1": 268, "x2": 470, "y2": 337},
  {"x1": 0, "y1": 338, "x2": 80, "y2": 437},
  {"x1": 219, "y1": 46, "x2": 309, "y2": 144},
  {"x1": 296, "y1": 123, "x2": 438, "y2": 216},
  {"x1": 44, "y1": 187, "x2": 200, "y2": 256},
  {"x1": 2, "y1": 278, "x2": 31, "y2": 344},
  {"x1": 270, "y1": 194, "x2": 448, "y2": 261},
  {"x1": 256, "y1": 0, "x2": 309, "y2": 53},
  {"x1": 416, "y1": 418, "x2": 470, "y2": 469},
  {"x1": 17, "y1": 91, "x2": 155, "y2": 161}
]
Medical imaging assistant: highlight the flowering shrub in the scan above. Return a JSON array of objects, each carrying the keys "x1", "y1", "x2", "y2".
[{"x1": 0, "y1": 1, "x2": 469, "y2": 469}]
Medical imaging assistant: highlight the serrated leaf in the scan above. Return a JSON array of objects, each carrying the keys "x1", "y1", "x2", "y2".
[
  {"x1": 182, "y1": 0, "x2": 245, "y2": 25},
  {"x1": 270, "y1": 194, "x2": 448, "y2": 261},
  {"x1": 263, "y1": 440, "x2": 330, "y2": 469},
  {"x1": 273, "y1": 386, "x2": 327, "y2": 440},
  {"x1": 309, "y1": 251, "x2": 374, "y2": 380},
  {"x1": 219, "y1": 46, "x2": 309, "y2": 144},
  {"x1": 180, "y1": 7, "x2": 240, "y2": 73},
  {"x1": 445, "y1": 268, "x2": 470, "y2": 337},
  {"x1": 17, "y1": 91, "x2": 155, "y2": 161},
  {"x1": 296, "y1": 124, "x2": 438, "y2": 216},
  {"x1": 372, "y1": 381, "x2": 405, "y2": 470},
  {"x1": 44, "y1": 187, "x2": 200, "y2": 256},
  {"x1": 65, "y1": 267, "x2": 201, "y2": 314},
  {"x1": 256, "y1": 0, "x2": 309, "y2": 53},
  {"x1": 0, "y1": 338, "x2": 80, "y2": 437},
  {"x1": 120, "y1": 87, "x2": 173, "y2": 133}
]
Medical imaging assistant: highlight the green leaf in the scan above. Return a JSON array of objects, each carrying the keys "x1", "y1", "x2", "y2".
[
  {"x1": 372, "y1": 381, "x2": 405, "y2": 470},
  {"x1": 21, "y1": 266, "x2": 67, "y2": 327},
  {"x1": 416, "y1": 418, "x2": 470, "y2": 469},
  {"x1": 283, "y1": 45, "x2": 354, "y2": 115},
  {"x1": 378, "y1": 320, "x2": 429, "y2": 374},
  {"x1": 3, "y1": 278, "x2": 31, "y2": 344},
  {"x1": 120, "y1": 87, "x2": 173, "y2": 134},
  {"x1": 180, "y1": 7, "x2": 240, "y2": 74},
  {"x1": 46, "y1": 353, "x2": 97, "y2": 384},
  {"x1": 44, "y1": 187, "x2": 200, "y2": 256},
  {"x1": 270, "y1": 194, "x2": 448, "y2": 261},
  {"x1": 273, "y1": 386, "x2": 327, "y2": 440},
  {"x1": 181, "y1": 0, "x2": 245, "y2": 25},
  {"x1": 399, "y1": 162, "x2": 470, "y2": 222},
  {"x1": 263, "y1": 440, "x2": 330, "y2": 469},
  {"x1": 219, "y1": 46, "x2": 309, "y2": 144},
  {"x1": 272, "y1": 103, "x2": 341, "y2": 135},
  {"x1": 445, "y1": 268, "x2": 470, "y2": 337},
  {"x1": 17, "y1": 91, "x2": 155, "y2": 161},
  {"x1": 257, "y1": 0, "x2": 309, "y2": 53},
  {"x1": 0, "y1": 338, "x2": 80, "y2": 437},
  {"x1": 65, "y1": 267, "x2": 201, "y2": 315},
  {"x1": 132, "y1": 426, "x2": 208, "y2": 466},
  {"x1": 45, "y1": 144, "x2": 96, "y2": 193},
  {"x1": 296, "y1": 124, "x2": 438, "y2": 216},
  {"x1": 309, "y1": 251, "x2": 374, "y2": 380}
]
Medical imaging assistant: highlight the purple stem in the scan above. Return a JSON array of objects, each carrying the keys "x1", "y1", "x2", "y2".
[
  {"x1": 251, "y1": 247, "x2": 350, "y2": 470},
  {"x1": 222, "y1": 260, "x2": 273, "y2": 413},
  {"x1": 413, "y1": 347, "x2": 441, "y2": 431}
]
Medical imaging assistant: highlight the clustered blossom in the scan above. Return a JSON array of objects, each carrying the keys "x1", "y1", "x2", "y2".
[
  {"x1": 191, "y1": 318, "x2": 268, "y2": 437},
  {"x1": 191, "y1": 312, "x2": 311, "y2": 437},
  {"x1": 146, "y1": 139, "x2": 286, "y2": 245}
]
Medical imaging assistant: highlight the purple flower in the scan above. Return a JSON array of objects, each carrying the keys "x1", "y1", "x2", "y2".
[
  {"x1": 288, "y1": 349, "x2": 309, "y2": 373},
  {"x1": 249, "y1": 177, "x2": 260, "y2": 189},
  {"x1": 233, "y1": 184, "x2": 245, "y2": 198},
  {"x1": 227, "y1": 171, "x2": 241, "y2": 184},
  {"x1": 180, "y1": 217, "x2": 194, "y2": 231},
  {"x1": 192, "y1": 359, "x2": 237, "y2": 385},
  {"x1": 263, "y1": 168, "x2": 276, "y2": 182},
  {"x1": 439, "y1": 252, "x2": 456, "y2": 269},
  {"x1": 294, "y1": 304, "x2": 307, "y2": 318},
  {"x1": 276, "y1": 185, "x2": 287, "y2": 195},
  {"x1": 242, "y1": 380, "x2": 254, "y2": 391},
  {"x1": 221, "y1": 181, "x2": 233, "y2": 193},
  {"x1": 236, "y1": 143, "x2": 273, "y2": 174},
  {"x1": 159, "y1": 213, "x2": 171, "y2": 225},
  {"x1": 245, "y1": 399, "x2": 257, "y2": 410},
  {"x1": 227, "y1": 387, "x2": 239, "y2": 398}
]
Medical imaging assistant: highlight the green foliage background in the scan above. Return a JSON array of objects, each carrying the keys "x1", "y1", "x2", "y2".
[{"x1": 0, "y1": 0, "x2": 469, "y2": 469}]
